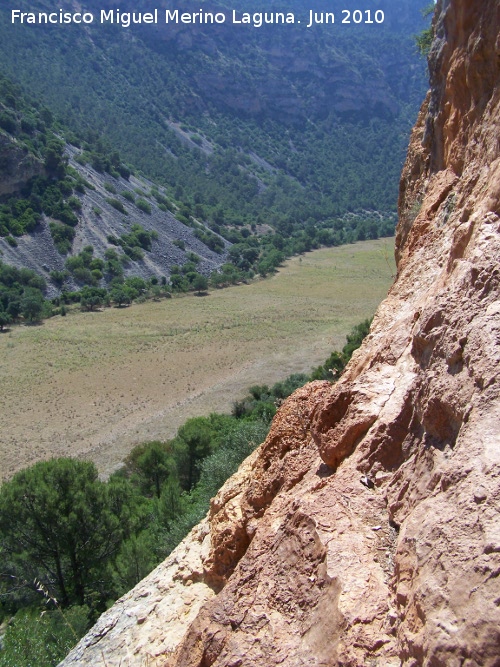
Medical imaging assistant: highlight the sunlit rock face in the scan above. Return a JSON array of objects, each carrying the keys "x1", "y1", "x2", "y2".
[{"x1": 60, "y1": 0, "x2": 500, "y2": 665}]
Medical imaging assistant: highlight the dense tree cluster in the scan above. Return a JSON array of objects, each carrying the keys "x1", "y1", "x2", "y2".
[{"x1": 0, "y1": 261, "x2": 48, "y2": 324}]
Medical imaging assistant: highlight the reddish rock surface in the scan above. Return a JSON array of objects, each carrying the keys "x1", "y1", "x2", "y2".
[
  {"x1": 60, "y1": 0, "x2": 500, "y2": 665},
  {"x1": 168, "y1": 1, "x2": 500, "y2": 663}
]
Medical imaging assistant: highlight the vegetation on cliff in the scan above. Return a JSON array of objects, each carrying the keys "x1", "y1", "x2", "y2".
[
  {"x1": 0, "y1": 319, "x2": 369, "y2": 664},
  {"x1": 0, "y1": 74, "x2": 129, "y2": 246}
]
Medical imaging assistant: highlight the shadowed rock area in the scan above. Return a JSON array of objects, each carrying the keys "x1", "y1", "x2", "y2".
[
  {"x1": 59, "y1": 0, "x2": 500, "y2": 664},
  {"x1": 0, "y1": 132, "x2": 44, "y2": 196}
]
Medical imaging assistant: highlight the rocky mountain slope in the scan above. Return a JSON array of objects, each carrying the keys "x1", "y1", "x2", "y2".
[
  {"x1": 136, "y1": 0, "x2": 423, "y2": 125},
  {"x1": 0, "y1": 0, "x2": 428, "y2": 292},
  {"x1": 0, "y1": 144, "x2": 228, "y2": 296},
  {"x1": 60, "y1": 0, "x2": 500, "y2": 664},
  {"x1": 0, "y1": 0, "x2": 428, "y2": 226}
]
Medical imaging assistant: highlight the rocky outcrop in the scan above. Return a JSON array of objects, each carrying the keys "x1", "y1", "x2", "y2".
[
  {"x1": 60, "y1": 0, "x2": 500, "y2": 665},
  {"x1": 0, "y1": 132, "x2": 44, "y2": 196},
  {"x1": 59, "y1": 519, "x2": 215, "y2": 667}
]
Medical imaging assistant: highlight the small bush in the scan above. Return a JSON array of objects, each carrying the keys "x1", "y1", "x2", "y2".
[
  {"x1": 67, "y1": 196, "x2": 82, "y2": 211},
  {"x1": 135, "y1": 198, "x2": 152, "y2": 214},
  {"x1": 123, "y1": 245, "x2": 144, "y2": 261},
  {"x1": 0, "y1": 606, "x2": 90, "y2": 667},
  {"x1": 106, "y1": 198, "x2": 128, "y2": 215},
  {"x1": 50, "y1": 270, "x2": 68, "y2": 286},
  {"x1": 121, "y1": 190, "x2": 135, "y2": 203},
  {"x1": 0, "y1": 110, "x2": 17, "y2": 134},
  {"x1": 49, "y1": 222, "x2": 75, "y2": 254}
]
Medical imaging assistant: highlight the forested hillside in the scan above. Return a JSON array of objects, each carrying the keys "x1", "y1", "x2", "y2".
[
  {"x1": 0, "y1": 0, "x2": 428, "y2": 235},
  {"x1": 0, "y1": 74, "x2": 232, "y2": 309}
]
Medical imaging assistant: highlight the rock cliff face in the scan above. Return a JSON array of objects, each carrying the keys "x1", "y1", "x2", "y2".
[
  {"x1": 0, "y1": 133, "x2": 44, "y2": 196},
  {"x1": 60, "y1": 0, "x2": 500, "y2": 664}
]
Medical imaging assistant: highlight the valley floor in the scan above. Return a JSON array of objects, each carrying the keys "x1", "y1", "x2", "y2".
[{"x1": 0, "y1": 239, "x2": 395, "y2": 480}]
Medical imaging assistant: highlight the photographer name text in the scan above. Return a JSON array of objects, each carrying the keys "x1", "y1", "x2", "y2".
[{"x1": 11, "y1": 8, "x2": 385, "y2": 29}]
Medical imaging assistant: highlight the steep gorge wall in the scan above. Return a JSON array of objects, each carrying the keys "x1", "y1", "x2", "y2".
[{"x1": 60, "y1": 0, "x2": 500, "y2": 664}]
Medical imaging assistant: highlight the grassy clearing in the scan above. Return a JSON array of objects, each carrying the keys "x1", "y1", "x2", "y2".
[{"x1": 0, "y1": 238, "x2": 395, "y2": 480}]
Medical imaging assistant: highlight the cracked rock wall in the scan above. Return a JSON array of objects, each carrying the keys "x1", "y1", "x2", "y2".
[{"x1": 60, "y1": 0, "x2": 500, "y2": 664}]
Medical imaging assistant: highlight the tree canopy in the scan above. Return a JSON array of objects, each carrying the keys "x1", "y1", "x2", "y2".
[{"x1": 0, "y1": 459, "x2": 127, "y2": 607}]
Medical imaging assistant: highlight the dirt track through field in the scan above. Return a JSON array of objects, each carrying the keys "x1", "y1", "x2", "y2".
[{"x1": 0, "y1": 239, "x2": 395, "y2": 480}]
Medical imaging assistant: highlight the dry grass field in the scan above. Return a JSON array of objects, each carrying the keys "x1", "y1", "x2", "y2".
[{"x1": 0, "y1": 238, "x2": 396, "y2": 480}]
